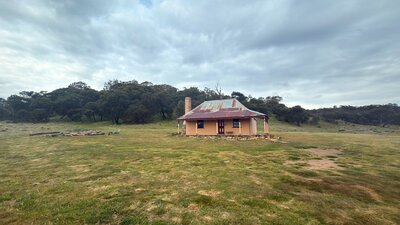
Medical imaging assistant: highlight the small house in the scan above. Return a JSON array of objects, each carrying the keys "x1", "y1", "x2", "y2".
[{"x1": 178, "y1": 97, "x2": 269, "y2": 136}]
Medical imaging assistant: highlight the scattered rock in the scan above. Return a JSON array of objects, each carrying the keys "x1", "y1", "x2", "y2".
[
  {"x1": 90, "y1": 185, "x2": 111, "y2": 192},
  {"x1": 220, "y1": 212, "x2": 230, "y2": 219},
  {"x1": 249, "y1": 175, "x2": 262, "y2": 185},
  {"x1": 184, "y1": 135, "x2": 287, "y2": 142},
  {"x1": 198, "y1": 190, "x2": 222, "y2": 197},
  {"x1": 268, "y1": 138, "x2": 288, "y2": 143},
  {"x1": 108, "y1": 130, "x2": 120, "y2": 135},
  {"x1": 171, "y1": 217, "x2": 182, "y2": 223},
  {"x1": 146, "y1": 204, "x2": 157, "y2": 212},
  {"x1": 203, "y1": 216, "x2": 213, "y2": 221},
  {"x1": 135, "y1": 188, "x2": 146, "y2": 193}
]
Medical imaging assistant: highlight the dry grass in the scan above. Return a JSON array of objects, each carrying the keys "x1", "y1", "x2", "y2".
[{"x1": 0, "y1": 120, "x2": 399, "y2": 224}]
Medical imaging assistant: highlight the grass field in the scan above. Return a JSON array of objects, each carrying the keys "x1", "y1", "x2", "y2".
[{"x1": 0, "y1": 120, "x2": 399, "y2": 225}]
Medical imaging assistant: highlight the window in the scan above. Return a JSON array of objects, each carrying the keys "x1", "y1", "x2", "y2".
[
  {"x1": 233, "y1": 119, "x2": 240, "y2": 128},
  {"x1": 197, "y1": 120, "x2": 204, "y2": 128}
]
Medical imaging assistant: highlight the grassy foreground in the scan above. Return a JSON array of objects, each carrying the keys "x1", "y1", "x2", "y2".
[{"x1": 0, "y1": 120, "x2": 399, "y2": 225}]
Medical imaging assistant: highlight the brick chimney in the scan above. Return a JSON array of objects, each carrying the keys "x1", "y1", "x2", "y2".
[{"x1": 185, "y1": 97, "x2": 192, "y2": 114}]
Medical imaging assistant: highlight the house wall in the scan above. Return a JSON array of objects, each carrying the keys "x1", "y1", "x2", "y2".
[
  {"x1": 186, "y1": 120, "x2": 217, "y2": 135},
  {"x1": 250, "y1": 118, "x2": 257, "y2": 135},
  {"x1": 185, "y1": 121, "x2": 196, "y2": 135},
  {"x1": 185, "y1": 119, "x2": 256, "y2": 135},
  {"x1": 224, "y1": 119, "x2": 251, "y2": 135}
]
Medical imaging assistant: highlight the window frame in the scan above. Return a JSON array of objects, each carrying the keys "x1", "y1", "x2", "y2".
[
  {"x1": 232, "y1": 119, "x2": 240, "y2": 128},
  {"x1": 197, "y1": 120, "x2": 205, "y2": 129}
]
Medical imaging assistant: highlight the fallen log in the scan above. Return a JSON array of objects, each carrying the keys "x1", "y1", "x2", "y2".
[{"x1": 29, "y1": 131, "x2": 61, "y2": 136}]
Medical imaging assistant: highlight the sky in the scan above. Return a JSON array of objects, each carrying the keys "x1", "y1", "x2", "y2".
[{"x1": 0, "y1": 0, "x2": 399, "y2": 109}]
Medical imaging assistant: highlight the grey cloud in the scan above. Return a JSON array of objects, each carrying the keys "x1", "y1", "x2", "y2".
[{"x1": 0, "y1": 0, "x2": 399, "y2": 108}]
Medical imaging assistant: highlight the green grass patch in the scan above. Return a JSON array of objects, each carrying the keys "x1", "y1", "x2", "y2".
[{"x1": 0, "y1": 121, "x2": 399, "y2": 224}]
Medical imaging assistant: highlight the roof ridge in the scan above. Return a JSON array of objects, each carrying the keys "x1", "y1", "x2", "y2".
[
  {"x1": 203, "y1": 98, "x2": 236, "y2": 102},
  {"x1": 177, "y1": 98, "x2": 265, "y2": 120}
]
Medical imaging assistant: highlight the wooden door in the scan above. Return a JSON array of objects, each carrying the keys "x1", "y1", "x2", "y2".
[{"x1": 218, "y1": 120, "x2": 225, "y2": 134}]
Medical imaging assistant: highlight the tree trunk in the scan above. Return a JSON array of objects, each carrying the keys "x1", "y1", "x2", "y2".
[{"x1": 161, "y1": 111, "x2": 167, "y2": 119}]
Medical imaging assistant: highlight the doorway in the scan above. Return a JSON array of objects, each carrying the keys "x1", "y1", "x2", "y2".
[{"x1": 218, "y1": 120, "x2": 225, "y2": 134}]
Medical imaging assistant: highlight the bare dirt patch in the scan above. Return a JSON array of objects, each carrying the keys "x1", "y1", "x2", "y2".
[
  {"x1": 285, "y1": 159, "x2": 342, "y2": 170},
  {"x1": 305, "y1": 148, "x2": 343, "y2": 170},
  {"x1": 187, "y1": 203, "x2": 199, "y2": 211},
  {"x1": 286, "y1": 148, "x2": 344, "y2": 170},
  {"x1": 306, "y1": 159, "x2": 342, "y2": 170}
]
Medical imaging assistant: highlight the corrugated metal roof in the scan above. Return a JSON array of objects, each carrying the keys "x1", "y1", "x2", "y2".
[{"x1": 177, "y1": 98, "x2": 266, "y2": 120}]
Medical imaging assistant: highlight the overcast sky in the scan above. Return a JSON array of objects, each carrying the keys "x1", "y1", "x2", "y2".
[{"x1": 0, "y1": 0, "x2": 399, "y2": 108}]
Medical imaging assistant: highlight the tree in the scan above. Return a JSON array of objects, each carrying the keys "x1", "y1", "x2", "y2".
[
  {"x1": 31, "y1": 109, "x2": 50, "y2": 122},
  {"x1": 122, "y1": 104, "x2": 150, "y2": 123},
  {"x1": 204, "y1": 88, "x2": 220, "y2": 100},
  {"x1": 231, "y1": 91, "x2": 248, "y2": 103},
  {"x1": 284, "y1": 106, "x2": 309, "y2": 126},
  {"x1": 15, "y1": 109, "x2": 30, "y2": 122},
  {"x1": 7, "y1": 95, "x2": 31, "y2": 121},
  {"x1": 66, "y1": 108, "x2": 82, "y2": 121},
  {"x1": 0, "y1": 98, "x2": 11, "y2": 121},
  {"x1": 151, "y1": 84, "x2": 177, "y2": 119},
  {"x1": 214, "y1": 82, "x2": 223, "y2": 99},
  {"x1": 68, "y1": 81, "x2": 91, "y2": 90},
  {"x1": 53, "y1": 93, "x2": 81, "y2": 119},
  {"x1": 83, "y1": 102, "x2": 99, "y2": 121},
  {"x1": 100, "y1": 90, "x2": 129, "y2": 124}
]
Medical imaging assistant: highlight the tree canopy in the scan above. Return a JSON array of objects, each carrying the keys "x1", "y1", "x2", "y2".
[{"x1": 0, "y1": 80, "x2": 399, "y2": 126}]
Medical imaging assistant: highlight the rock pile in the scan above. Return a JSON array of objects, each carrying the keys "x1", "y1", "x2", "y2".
[{"x1": 29, "y1": 130, "x2": 120, "y2": 137}]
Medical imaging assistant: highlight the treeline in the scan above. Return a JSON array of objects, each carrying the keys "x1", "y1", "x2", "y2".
[
  {"x1": 0, "y1": 81, "x2": 181, "y2": 124},
  {"x1": 310, "y1": 104, "x2": 400, "y2": 126},
  {"x1": 0, "y1": 80, "x2": 399, "y2": 126}
]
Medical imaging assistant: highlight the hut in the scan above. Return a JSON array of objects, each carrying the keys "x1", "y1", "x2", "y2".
[{"x1": 178, "y1": 97, "x2": 269, "y2": 136}]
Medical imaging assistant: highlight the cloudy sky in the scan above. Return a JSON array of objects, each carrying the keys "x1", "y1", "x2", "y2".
[{"x1": 0, "y1": 0, "x2": 399, "y2": 108}]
